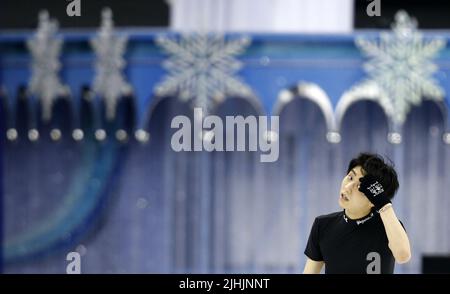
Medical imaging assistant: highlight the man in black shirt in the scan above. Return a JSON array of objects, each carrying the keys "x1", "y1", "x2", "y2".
[{"x1": 303, "y1": 153, "x2": 411, "y2": 274}]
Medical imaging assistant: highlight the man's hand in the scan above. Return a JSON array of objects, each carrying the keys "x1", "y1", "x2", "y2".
[{"x1": 358, "y1": 175, "x2": 391, "y2": 211}]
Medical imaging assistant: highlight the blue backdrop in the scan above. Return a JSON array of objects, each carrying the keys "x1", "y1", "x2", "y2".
[{"x1": 1, "y1": 30, "x2": 450, "y2": 273}]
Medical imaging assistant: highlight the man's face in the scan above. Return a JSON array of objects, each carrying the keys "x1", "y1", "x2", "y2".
[{"x1": 339, "y1": 165, "x2": 374, "y2": 211}]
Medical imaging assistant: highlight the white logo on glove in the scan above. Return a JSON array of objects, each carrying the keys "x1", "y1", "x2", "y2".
[{"x1": 367, "y1": 181, "x2": 384, "y2": 196}]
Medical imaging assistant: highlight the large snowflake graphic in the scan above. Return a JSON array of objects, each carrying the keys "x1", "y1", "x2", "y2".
[
  {"x1": 27, "y1": 11, "x2": 69, "y2": 122},
  {"x1": 355, "y1": 10, "x2": 446, "y2": 125},
  {"x1": 91, "y1": 8, "x2": 132, "y2": 121},
  {"x1": 154, "y1": 33, "x2": 254, "y2": 112}
]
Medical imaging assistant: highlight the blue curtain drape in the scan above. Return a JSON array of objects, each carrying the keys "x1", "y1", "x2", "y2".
[{"x1": 3, "y1": 91, "x2": 449, "y2": 273}]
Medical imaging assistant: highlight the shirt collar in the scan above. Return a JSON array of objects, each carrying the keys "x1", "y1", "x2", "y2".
[{"x1": 342, "y1": 209, "x2": 375, "y2": 226}]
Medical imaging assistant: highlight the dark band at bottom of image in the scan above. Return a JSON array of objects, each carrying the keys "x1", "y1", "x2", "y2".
[{"x1": 2, "y1": 274, "x2": 449, "y2": 292}]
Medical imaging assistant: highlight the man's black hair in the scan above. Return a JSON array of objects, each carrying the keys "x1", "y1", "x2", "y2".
[{"x1": 347, "y1": 152, "x2": 399, "y2": 200}]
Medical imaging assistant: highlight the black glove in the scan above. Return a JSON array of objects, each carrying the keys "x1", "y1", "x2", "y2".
[{"x1": 358, "y1": 175, "x2": 391, "y2": 211}]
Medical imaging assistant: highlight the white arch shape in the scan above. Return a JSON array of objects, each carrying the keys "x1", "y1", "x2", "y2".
[
  {"x1": 273, "y1": 81, "x2": 336, "y2": 132},
  {"x1": 336, "y1": 81, "x2": 392, "y2": 131},
  {"x1": 140, "y1": 92, "x2": 265, "y2": 132},
  {"x1": 212, "y1": 93, "x2": 266, "y2": 117}
]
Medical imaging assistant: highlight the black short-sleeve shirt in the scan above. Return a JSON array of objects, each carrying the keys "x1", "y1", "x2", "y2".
[{"x1": 304, "y1": 210, "x2": 401, "y2": 274}]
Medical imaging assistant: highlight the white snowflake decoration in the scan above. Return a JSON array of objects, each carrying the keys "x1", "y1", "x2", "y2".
[
  {"x1": 355, "y1": 10, "x2": 446, "y2": 125},
  {"x1": 154, "y1": 33, "x2": 254, "y2": 112},
  {"x1": 27, "y1": 10, "x2": 69, "y2": 122},
  {"x1": 91, "y1": 8, "x2": 132, "y2": 121}
]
